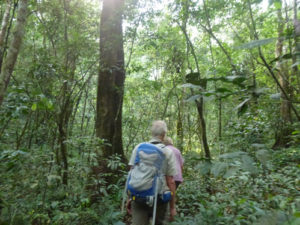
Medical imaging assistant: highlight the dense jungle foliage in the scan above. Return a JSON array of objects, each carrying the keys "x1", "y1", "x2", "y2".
[{"x1": 0, "y1": 0, "x2": 299, "y2": 224}]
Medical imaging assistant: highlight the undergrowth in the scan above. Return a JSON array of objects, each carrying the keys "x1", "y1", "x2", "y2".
[
  {"x1": 173, "y1": 147, "x2": 300, "y2": 225},
  {"x1": 0, "y1": 144, "x2": 299, "y2": 225}
]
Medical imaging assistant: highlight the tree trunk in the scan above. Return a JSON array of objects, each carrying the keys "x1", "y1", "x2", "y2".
[
  {"x1": 247, "y1": 0, "x2": 300, "y2": 122},
  {"x1": 0, "y1": 0, "x2": 12, "y2": 70},
  {"x1": 203, "y1": 0, "x2": 223, "y2": 142},
  {"x1": 176, "y1": 104, "x2": 184, "y2": 151},
  {"x1": 55, "y1": 0, "x2": 78, "y2": 186},
  {"x1": 96, "y1": 0, "x2": 125, "y2": 159},
  {"x1": 273, "y1": 2, "x2": 292, "y2": 149},
  {"x1": 0, "y1": 0, "x2": 28, "y2": 106},
  {"x1": 179, "y1": 0, "x2": 211, "y2": 159},
  {"x1": 196, "y1": 99, "x2": 211, "y2": 159},
  {"x1": 293, "y1": 0, "x2": 300, "y2": 91}
]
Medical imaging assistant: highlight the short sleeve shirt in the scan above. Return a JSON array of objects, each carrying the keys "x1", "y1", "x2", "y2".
[
  {"x1": 166, "y1": 145, "x2": 184, "y2": 182},
  {"x1": 128, "y1": 138, "x2": 177, "y2": 191}
]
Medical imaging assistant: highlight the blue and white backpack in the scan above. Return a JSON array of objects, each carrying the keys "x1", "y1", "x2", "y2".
[{"x1": 122, "y1": 142, "x2": 172, "y2": 217}]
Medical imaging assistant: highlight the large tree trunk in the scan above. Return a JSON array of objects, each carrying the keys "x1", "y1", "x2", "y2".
[
  {"x1": 0, "y1": 0, "x2": 28, "y2": 106},
  {"x1": 96, "y1": 0, "x2": 125, "y2": 159}
]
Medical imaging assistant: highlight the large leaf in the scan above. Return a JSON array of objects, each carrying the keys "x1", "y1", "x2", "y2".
[
  {"x1": 211, "y1": 162, "x2": 228, "y2": 177},
  {"x1": 237, "y1": 38, "x2": 277, "y2": 49},
  {"x1": 184, "y1": 75, "x2": 246, "y2": 88},
  {"x1": 270, "y1": 93, "x2": 281, "y2": 100},
  {"x1": 224, "y1": 75, "x2": 246, "y2": 85},
  {"x1": 255, "y1": 149, "x2": 271, "y2": 165},
  {"x1": 219, "y1": 151, "x2": 246, "y2": 159},
  {"x1": 215, "y1": 87, "x2": 232, "y2": 93},
  {"x1": 253, "y1": 210, "x2": 288, "y2": 225},
  {"x1": 236, "y1": 98, "x2": 251, "y2": 116},
  {"x1": 251, "y1": 143, "x2": 266, "y2": 149},
  {"x1": 186, "y1": 72, "x2": 207, "y2": 88},
  {"x1": 184, "y1": 87, "x2": 233, "y2": 102},
  {"x1": 291, "y1": 61, "x2": 300, "y2": 68},
  {"x1": 241, "y1": 155, "x2": 258, "y2": 174},
  {"x1": 223, "y1": 167, "x2": 239, "y2": 178},
  {"x1": 195, "y1": 161, "x2": 212, "y2": 175},
  {"x1": 185, "y1": 94, "x2": 202, "y2": 102},
  {"x1": 253, "y1": 88, "x2": 269, "y2": 96},
  {"x1": 270, "y1": 53, "x2": 292, "y2": 64},
  {"x1": 181, "y1": 83, "x2": 203, "y2": 90}
]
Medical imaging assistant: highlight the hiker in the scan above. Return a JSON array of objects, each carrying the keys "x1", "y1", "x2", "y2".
[
  {"x1": 163, "y1": 137, "x2": 184, "y2": 190},
  {"x1": 126, "y1": 120, "x2": 177, "y2": 225}
]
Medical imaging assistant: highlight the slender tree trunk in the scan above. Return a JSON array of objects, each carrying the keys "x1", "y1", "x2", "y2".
[
  {"x1": 0, "y1": 0, "x2": 28, "y2": 106},
  {"x1": 276, "y1": 3, "x2": 292, "y2": 123},
  {"x1": 247, "y1": 0, "x2": 300, "y2": 122},
  {"x1": 179, "y1": 0, "x2": 211, "y2": 159},
  {"x1": 16, "y1": 113, "x2": 31, "y2": 149},
  {"x1": 203, "y1": 0, "x2": 222, "y2": 142},
  {"x1": 176, "y1": 91, "x2": 184, "y2": 151},
  {"x1": 273, "y1": 2, "x2": 292, "y2": 148},
  {"x1": 195, "y1": 99, "x2": 211, "y2": 159},
  {"x1": 0, "y1": 0, "x2": 12, "y2": 70},
  {"x1": 96, "y1": 0, "x2": 125, "y2": 159},
  {"x1": 80, "y1": 87, "x2": 88, "y2": 134},
  {"x1": 56, "y1": 0, "x2": 78, "y2": 185},
  {"x1": 293, "y1": 0, "x2": 300, "y2": 91}
]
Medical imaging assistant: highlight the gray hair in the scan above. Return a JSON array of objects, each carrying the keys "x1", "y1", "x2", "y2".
[
  {"x1": 163, "y1": 136, "x2": 173, "y2": 145},
  {"x1": 151, "y1": 120, "x2": 167, "y2": 137}
]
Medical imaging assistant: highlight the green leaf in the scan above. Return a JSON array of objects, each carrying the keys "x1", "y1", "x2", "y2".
[
  {"x1": 186, "y1": 72, "x2": 200, "y2": 84},
  {"x1": 293, "y1": 211, "x2": 300, "y2": 218},
  {"x1": 270, "y1": 53, "x2": 292, "y2": 64},
  {"x1": 290, "y1": 218, "x2": 300, "y2": 225},
  {"x1": 223, "y1": 167, "x2": 239, "y2": 178},
  {"x1": 270, "y1": 93, "x2": 281, "y2": 100},
  {"x1": 215, "y1": 87, "x2": 232, "y2": 93},
  {"x1": 181, "y1": 83, "x2": 203, "y2": 90},
  {"x1": 236, "y1": 98, "x2": 250, "y2": 116},
  {"x1": 291, "y1": 61, "x2": 300, "y2": 68},
  {"x1": 251, "y1": 143, "x2": 266, "y2": 149},
  {"x1": 47, "y1": 101, "x2": 54, "y2": 110},
  {"x1": 31, "y1": 103, "x2": 37, "y2": 111},
  {"x1": 113, "y1": 222, "x2": 125, "y2": 225},
  {"x1": 255, "y1": 149, "x2": 270, "y2": 165},
  {"x1": 220, "y1": 151, "x2": 245, "y2": 159},
  {"x1": 195, "y1": 161, "x2": 212, "y2": 175},
  {"x1": 224, "y1": 76, "x2": 246, "y2": 85},
  {"x1": 273, "y1": 1, "x2": 282, "y2": 9},
  {"x1": 253, "y1": 88, "x2": 269, "y2": 96},
  {"x1": 185, "y1": 72, "x2": 207, "y2": 88},
  {"x1": 211, "y1": 162, "x2": 228, "y2": 177},
  {"x1": 185, "y1": 95, "x2": 201, "y2": 102},
  {"x1": 236, "y1": 38, "x2": 277, "y2": 49},
  {"x1": 241, "y1": 155, "x2": 258, "y2": 174},
  {"x1": 51, "y1": 201, "x2": 59, "y2": 208}
]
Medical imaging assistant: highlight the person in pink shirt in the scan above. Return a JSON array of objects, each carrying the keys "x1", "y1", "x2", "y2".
[{"x1": 163, "y1": 137, "x2": 184, "y2": 189}]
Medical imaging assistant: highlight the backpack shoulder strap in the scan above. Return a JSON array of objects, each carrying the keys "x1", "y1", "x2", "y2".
[
  {"x1": 150, "y1": 141, "x2": 161, "y2": 145},
  {"x1": 149, "y1": 141, "x2": 166, "y2": 149}
]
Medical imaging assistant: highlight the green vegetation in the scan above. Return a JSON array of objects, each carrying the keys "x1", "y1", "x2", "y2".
[{"x1": 0, "y1": 0, "x2": 299, "y2": 224}]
